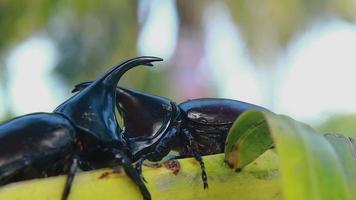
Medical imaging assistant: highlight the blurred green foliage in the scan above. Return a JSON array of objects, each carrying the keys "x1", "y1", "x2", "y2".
[
  {"x1": 1, "y1": 0, "x2": 356, "y2": 118},
  {"x1": 0, "y1": 1, "x2": 149, "y2": 118},
  {"x1": 318, "y1": 114, "x2": 356, "y2": 137},
  {"x1": 49, "y1": 1, "x2": 138, "y2": 84},
  {"x1": 228, "y1": 0, "x2": 356, "y2": 64},
  {"x1": 0, "y1": 1, "x2": 143, "y2": 85},
  {"x1": 1, "y1": 0, "x2": 356, "y2": 82}
]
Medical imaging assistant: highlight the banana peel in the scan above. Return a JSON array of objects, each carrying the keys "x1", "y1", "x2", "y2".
[{"x1": 0, "y1": 150, "x2": 281, "y2": 200}]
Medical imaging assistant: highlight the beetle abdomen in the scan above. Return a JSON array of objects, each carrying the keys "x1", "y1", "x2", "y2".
[
  {"x1": 179, "y1": 98, "x2": 267, "y2": 125},
  {"x1": 178, "y1": 98, "x2": 267, "y2": 156},
  {"x1": 182, "y1": 122, "x2": 231, "y2": 156}
]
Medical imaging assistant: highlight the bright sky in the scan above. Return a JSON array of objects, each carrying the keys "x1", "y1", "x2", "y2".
[
  {"x1": 203, "y1": 3, "x2": 262, "y2": 106},
  {"x1": 2, "y1": 3, "x2": 356, "y2": 125},
  {"x1": 201, "y1": 2, "x2": 356, "y2": 123},
  {"x1": 278, "y1": 21, "x2": 356, "y2": 122},
  {"x1": 6, "y1": 37, "x2": 61, "y2": 115},
  {"x1": 137, "y1": 0, "x2": 178, "y2": 61}
]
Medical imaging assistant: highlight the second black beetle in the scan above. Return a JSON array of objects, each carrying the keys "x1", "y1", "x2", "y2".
[{"x1": 74, "y1": 77, "x2": 268, "y2": 189}]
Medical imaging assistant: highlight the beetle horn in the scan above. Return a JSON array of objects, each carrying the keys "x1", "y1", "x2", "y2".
[
  {"x1": 71, "y1": 55, "x2": 160, "y2": 93},
  {"x1": 54, "y1": 56, "x2": 163, "y2": 142},
  {"x1": 71, "y1": 81, "x2": 92, "y2": 93}
]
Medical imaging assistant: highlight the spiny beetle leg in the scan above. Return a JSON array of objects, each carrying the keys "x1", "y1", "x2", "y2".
[
  {"x1": 134, "y1": 128, "x2": 179, "y2": 182},
  {"x1": 182, "y1": 129, "x2": 208, "y2": 189},
  {"x1": 114, "y1": 150, "x2": 151, "y2": 200},
  {"x1": 62, "y1": 156, "x2": 79, "y2": 200}
]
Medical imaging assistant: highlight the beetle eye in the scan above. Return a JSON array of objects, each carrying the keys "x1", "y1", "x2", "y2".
[{"x1": 162, "y1": 104, "x2": 172, "y2": 112}]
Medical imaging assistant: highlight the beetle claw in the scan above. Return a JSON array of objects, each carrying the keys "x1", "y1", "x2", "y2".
[
  {"x1": 202, "y1": 171, "x2": 208, "y2": 189},
  {"x1": 115, "y1": 151, "x2": 151, "y2": 200},
  {"x1": 142, "y1": 175, "x2": 147, "y2": 183},
  {"x1": 135, "y1": 158, "x2": 147, "y2": 183}
]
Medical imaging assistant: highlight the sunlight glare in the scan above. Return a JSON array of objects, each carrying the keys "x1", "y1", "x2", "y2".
[
  {"x1": 278, "y1": 21, "x2": 356, "y2": 122},
  {"x1": 137, "y1": 0, "x2": 179, "y2": 61},
  {"x1": 7, "y1": 37, "x2": 59, "y2": 115},
  {"x1": 203, "y1": 2, "x2": 262, "y2": 105}
]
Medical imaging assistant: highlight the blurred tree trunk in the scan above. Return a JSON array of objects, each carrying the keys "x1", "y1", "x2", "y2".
[{"x1": 169, "y1": 0, "x2": 214, "y2": 102}]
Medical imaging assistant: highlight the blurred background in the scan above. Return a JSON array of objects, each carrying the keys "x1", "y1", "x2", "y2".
[{"x1": 1, "y1": 0, "x2": 356, "y2": 136}]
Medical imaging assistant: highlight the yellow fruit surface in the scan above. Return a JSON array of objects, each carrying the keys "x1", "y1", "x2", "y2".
[{"x1": 0, "y1": 151, "x2": 281, "y2": 200}]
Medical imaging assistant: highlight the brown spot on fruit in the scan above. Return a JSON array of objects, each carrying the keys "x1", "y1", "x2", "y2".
[
  {"x1": 163, "y1": 160, "x2": 181, "y2": 175},
  {"x1": 143, "y1": 162, "x2": 162, "y2": 168},
  {"x1": 225, "y1": 159, "x2": 235, "y2": 169},
  {"x1": 99, "y1": 172, "x2": 110, "y2": 179},
  {"x1": 231, "y1": 144, "x2": 238, "y2": 151}
]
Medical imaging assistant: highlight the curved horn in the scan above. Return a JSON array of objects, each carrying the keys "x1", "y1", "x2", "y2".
[
  {"x1": 55, "y1": 56, "x2": 163, "y2": 142},
  {"x1": 72, "y1": 81, "x2": 92, "y2": 93}
]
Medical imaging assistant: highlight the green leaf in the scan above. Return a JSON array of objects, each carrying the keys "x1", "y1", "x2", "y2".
[
  {"x1": 224, "y1": 110, "x2": 273, "y2": 170},
  {"x1": 317, "y1": 114, "x2": 356, "y2": 137},
  {"x1": 225, "y1": 110, "x2": 354, "y2": 200},
  {"x1": 324, "y1": 133, "x2": 356, "y2": 197}
]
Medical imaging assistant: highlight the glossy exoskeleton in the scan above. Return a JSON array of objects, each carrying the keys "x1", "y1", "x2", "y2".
[
  {"x1": 0, "y1": 56, "x2": 163, "y2": 200},
  {"x1": 74, "y1": 81, "x2": 268, "y2": 189}
]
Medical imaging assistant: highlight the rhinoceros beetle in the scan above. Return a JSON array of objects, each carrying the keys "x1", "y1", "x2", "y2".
[
  {"x1": 0, "y1": 56, "x2": 163, "y2": 200},
  {"x1": 73, "y1": 77, "x2": 268, "y2": 189}
]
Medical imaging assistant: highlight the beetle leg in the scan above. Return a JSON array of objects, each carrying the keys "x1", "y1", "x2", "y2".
[
  {"x1": 135, "y1": 128, "x2": 179, "y2": 180},
  {"x1": 135, "y1": 158, "x2": 147, "y2": 182},
  {"x1": 61, "y1": 156, "x2": 79, "y2": 200},
  {"x1": 114, "y1": 150, "x2": 151, "y2": 200},
  {"x1": 182, "y1": 128, "x2": 208, "y2": 189}
]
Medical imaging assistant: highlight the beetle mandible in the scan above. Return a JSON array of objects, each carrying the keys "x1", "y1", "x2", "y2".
[
  {"x1": 0, "y1": 56, "x2": 162, "y2": 200},
  {"x1": 74, "y1": 73, "x2": 268, "y2": 189}
]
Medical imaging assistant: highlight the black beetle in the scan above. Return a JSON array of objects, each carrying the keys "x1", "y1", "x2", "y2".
[
  {"x1": 74, "y1": 78, "x2": 268, "y2": 189},
  {"x1": 0, "y1": 56, "x2": 163, "y2": 200}
]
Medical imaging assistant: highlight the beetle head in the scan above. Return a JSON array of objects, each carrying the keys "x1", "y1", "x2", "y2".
[
  {"x1": 116, "y1": 87, "x2": 175, "y2": 139},
  {"x1": 73, "y1": 78, "x2": 179, "y2": 157},
  {"x1": 71, "y1": 76, "x2": 175, "y2": 141},
  {"x1": 115, "y1": 87, "x2": 180, "y2": 157},
  {"x1": 55, "y1": 56, "x2": 163, "y2": 143}
]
